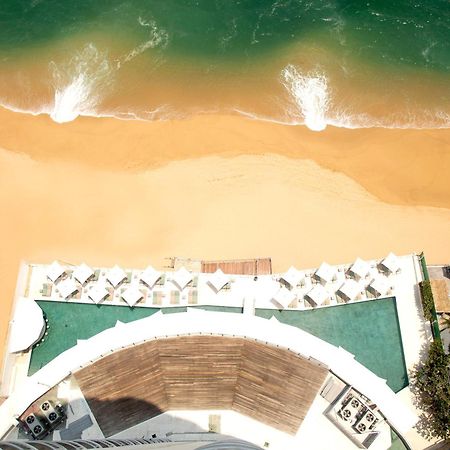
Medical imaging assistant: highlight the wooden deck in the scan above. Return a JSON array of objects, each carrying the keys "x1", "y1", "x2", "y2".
[
  {"x1": 201, "y1": 258, "x2": 272, "y2": 275},
  {"x1": 75, "y1": 336, "x2": 327, "y2": 437}
]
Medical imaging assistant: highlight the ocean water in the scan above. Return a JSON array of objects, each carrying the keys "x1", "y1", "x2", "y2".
[{"x1": 0, "y1": 0, "x2": 448, "y2": 130}]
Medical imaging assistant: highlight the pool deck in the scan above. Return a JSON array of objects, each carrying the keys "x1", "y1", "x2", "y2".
[{"x1": 0, "y1": 253, "x2": 434, "y2": 449}]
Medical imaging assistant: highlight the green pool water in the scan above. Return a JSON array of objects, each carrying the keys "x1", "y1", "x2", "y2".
[
  {"x1": 30, "y1": 298, "x2": 407, "y2": 393},
  {"x1": 255, "y1": 297, "x2": 408, "y2": 392}
]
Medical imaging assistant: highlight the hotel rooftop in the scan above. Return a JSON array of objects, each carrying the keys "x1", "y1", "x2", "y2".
[{"x1": 0, "y1": 253, "x2": 436, "y2": 450}]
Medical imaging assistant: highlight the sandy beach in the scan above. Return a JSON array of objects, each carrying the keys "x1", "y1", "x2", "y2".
[{"x1": 1, "y1": 107, "x2": 450, "y2": 369}]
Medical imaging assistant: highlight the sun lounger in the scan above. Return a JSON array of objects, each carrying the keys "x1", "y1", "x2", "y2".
[
  {"x1": 188, "y1": 289, "x2": 198, "y2": 305},
  {"x1": 153, "y1": 291, "x2": 163, "y2": 305},
  {"x1": 170, "y1": 291, "x2": 180, "y2": 305}
]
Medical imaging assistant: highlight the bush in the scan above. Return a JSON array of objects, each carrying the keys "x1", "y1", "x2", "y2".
[
  {"x1": 420, "y1": 281, "x2": 435, "y2": 322},
  {"x1": 414, "y1": 340, "x2": 450, "y2": 441}
]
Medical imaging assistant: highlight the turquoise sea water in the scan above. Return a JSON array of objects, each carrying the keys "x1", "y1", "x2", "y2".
[{"x1": 0, "y1": 0, "x2": 449, "y2": 128}]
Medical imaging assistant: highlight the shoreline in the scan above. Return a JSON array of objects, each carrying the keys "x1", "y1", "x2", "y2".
[{"x1": 1, "y1": 107, "x2": 449, "y2": 209}]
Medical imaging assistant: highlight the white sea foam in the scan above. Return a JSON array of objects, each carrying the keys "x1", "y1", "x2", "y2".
[
  {"x1": 117, "y1": 18, "x2": 169, "y2": 68},
  {"x1": 49, "y1": 43, "x2": 113, "y2": 123},
  {"x1": 281, "y1": 64, "x2": 330, "y2": 131}
]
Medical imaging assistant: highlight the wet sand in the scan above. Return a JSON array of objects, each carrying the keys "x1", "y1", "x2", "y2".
[{"x1": 1, "y1": 107, "x2": 450, "y2": 373}]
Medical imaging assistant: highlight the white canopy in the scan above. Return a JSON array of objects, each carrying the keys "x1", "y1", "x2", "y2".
[
  {"x1": 280, "y1": 266, "x2": 304, "y2": 288},
  {"x1": 207, "y1": 269, "x2": 230, "y2": 292},
  {"x1": 57, "y1": 278, "x2": 79, "y2": 300},
  {"x1": 271, "y1": 287, "x2": 296, "y2": 309},
  {"x1": 306, "y1": 284, "x2": 330, "y2": 306},
  {"x1": 315, "y1": 262, "x2": 336, "y2": 284},
  {"x1": 8, "y1": 298, "x2": 45, "y2": 353},
  {"x1": 140, "y1": 265, "x2": 162, "y2": 288},
  {"x1": 47, "y1": 261, "x2": 66, "y2": 283},
  {"x1": 88, "y1": 284, "x2": 109, "y2": 304},
  {"x1": 337, "y1": 279, "x2": 361, "y2": 301},
  {"x1": 106, "y1": 265, "x2": 127, "y2": 288},
  {"x1": 370, "y1": 276, "x2": 391, "y2": 297},
  {"x1": 121, "y1": 286, "x2": 144, "y2": 307},
  {"x1": 349, "y1": 258, "x2": 371, "y2": 280},
  {"x1": 73, "y1": 263, "x2": 94, "y2": 285},
  {"x1": 381, "y1": 252, "x2": 400, "y2": 274},
  {"x1": 171, "y1": 267, "x2": 192, "y2": 291}
]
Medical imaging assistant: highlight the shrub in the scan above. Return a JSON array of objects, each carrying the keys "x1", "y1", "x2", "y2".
[
  {"x1": 414, "y1": 340, "x2": 450, "y2": 441},
  {"x1": 420, "y1": 281, "x2": 435, "y2": 322}
]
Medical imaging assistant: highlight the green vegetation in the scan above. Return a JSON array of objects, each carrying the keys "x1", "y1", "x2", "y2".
[
  {"x1": 413, "y1": 339, "x2": 450, "y2": 441},
  {"x1": 419, "y1": 281, "x2": 435, "y2": 322}
]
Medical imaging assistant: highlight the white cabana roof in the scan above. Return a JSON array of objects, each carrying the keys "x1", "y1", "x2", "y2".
[
  {"x1": 337, "y1": 279, "x2": 361, "y2": 301},
  {"x1": 106, "y1": 265, "x2": 127, "y2": 288},
  {"x1": 171, "y1": 267, "x2": 192, "y2": 290},
  {"x1": 8, "y1": 299, "x2": 45, "y2": 353},
  {"x1": 381, "y1": 252, "x2": 400, "y2": 274},
  {"x1": 140, "y1": 265, "x2": 162, "y2": 288},
  {"x1": 73, "y1": 263, "x2": 94, "y2": 285},
  {"x1": 207, "y1": 269, "x2": 230, "y2": 292},
  {"x1": 47, "y1": 261, "x2": 66, "y2": 283},
  {"x1": 271, "y1": 287, "x2": 296, "y2": 309},
  {"x1": 88, "y1": 284, "x2": 109, "y2": 304},
  {"x1": 121, "y1": 286, "x2": 144, "y2": 307},
  {"x1": 280, "y1": 266, "x2": 304, "y2": 288},
  {"x1": 349, "y1": 257, "x2": 371, "y2": 279},
  {"x1": 370, "y1": 276, "x2": 391, "y2": 296},
  {"x1": 57, "y1": 278, "x2": 79, "y2": 300},
  {"x1": 306, "y1": 284, "x2": 329, "y2": 305},
  {"x1": 315, "y1": 262, "x2": 336, "y2": 284}
]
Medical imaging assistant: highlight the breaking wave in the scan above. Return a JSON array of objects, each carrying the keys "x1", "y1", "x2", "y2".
[
  {"x1": 49, "y1": 44, "x2": 114, "y2": 123},
  {"x1": 281, "y1": 64, "x2": 330, "y2": 131}
]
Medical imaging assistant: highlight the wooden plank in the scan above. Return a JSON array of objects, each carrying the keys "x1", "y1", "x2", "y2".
[
  {"x1": 201, "y1": 258, "x2": 272, "y2": 275},
  {"x1": 75, "y1": 336, "x2": 327, "y2": 436}
]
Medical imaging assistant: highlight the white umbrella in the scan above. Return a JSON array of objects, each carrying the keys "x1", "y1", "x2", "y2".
[
  {"x1": 380, "y1": 252, "x2": 400, "y2": 274},
  {"x1": 369, "y1": 276, "x2": 391, "y2": 297},
  {"x1": 171, "y1": 267, "x2": 192, "y2": 291},
  {"x1": 349, "y1": 258, "x2": 371, "y2": 280},
  {"x1": 88, "y1": 284, "x2": 109, "y2": 304},
  {"x1": 121, "y1": 286, "x2": 144, "y2": 307},
  {"x1": 280, "y1": 266, "x2": 304, "y2": 288},
  {"x1": 140, "y1": 265, "x2": 162, "y2": 288},
  {"x1": 271, "y1": 287, "x2": 296, "y2": 309},
  {"x1": 57, "y1": 278, "x2": 79, "y2": 300},
  {"x1": 207, "y1": 269, "x2": 230, "y2": 292},
  {"x1": 315, "y1": 262, "x2": 336, "y2": 284},
  {"x1": 337, "y1": 279, "x2": 361, "y2": 302},
  {"x1": 73, "y1": 263, "x2": 94, "y2": 285},
  {"x1": 107, "y1": 265, "x2": 127, "y2": 288},
  {"x1": 306, "y1": 284, "x2": 329, "y2": 306},
  {"x1": 47, "y1": 261, "x2": 66, "y2": 283}
]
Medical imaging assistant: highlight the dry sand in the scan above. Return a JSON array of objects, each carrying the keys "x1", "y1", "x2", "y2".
[{"x1": 1, "y1": 107, "x2": 450, "y2": 371}]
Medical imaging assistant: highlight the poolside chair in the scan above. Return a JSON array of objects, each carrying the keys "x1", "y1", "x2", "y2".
[
  {"x1": 288, "y1": 298, "x2": 298, "y2": 309},
  {"x1": 153, "y1": 291, "x2": 163, "y2": 306},
  {"x1": 92, "y1": 269, "x2": 100, "y2": 281},
  {"x1": 170, "y1": 290, "x2": 180, "y2": 305},
  {"x1": 187, "y1": 276, "x2": 198, "y2": 288},
  {"x1": 188, "y1": 289, "x2": 198, "y2": 305},
  {"x1": 155, "y1": 274, "x2": 166, "y2": 287}
]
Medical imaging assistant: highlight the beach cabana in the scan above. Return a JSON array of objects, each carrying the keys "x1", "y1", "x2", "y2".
[
  {"x1": 349, "y1": 258, "x2": 371, "y2": 280},
  {"x1": 88, "y1": 284, "x2": 109, "y2": 304},
  {"x1": 106, "y1": 265, "x2": 127, "y2": 288},
  {"x1": 207, "y1": 269, "x2": 230, "y2": 293},
  {"x1": 121, "y1": 286, "x2": 144, "y2": 307},
  {"x1": 306, "y1": 284, "x2": 329, "y2": 306},
  {"x1": 369, "y1": 276, "x2": 391, "y2": 297},
  {"x1": 380, "y1": 252, "x2": 400, "y2": 275},
  {"x1": 73, "y1": 263, "x2": 94, "y2": 286},
  {"x1": 280, "y1": 266, "x2": 304, "y2": 288},
  {"x1": 171, "y1": 267, "x2": 192, "y2": 291},
  {"x1": 315, "y1": 262, "x2": 336, "y2": 284},
  {"x1": 140, "y1": 265, "x2": 162, "y2": 288},
  {"x1": 337, "y1": 279, "x2": 361, "y2": 302},
  {"x1": 271, "y1": 286, "x2": 296, "y2": 309},
  {"x1": 47, "y1": 261, "x2": 66, "y2": 284},
  {"x1": 57, "y1": 278, "x2": 79, "y2": 300},
  {"x1": 8, "y1": 298, "x2": 46, "y2": 353}
]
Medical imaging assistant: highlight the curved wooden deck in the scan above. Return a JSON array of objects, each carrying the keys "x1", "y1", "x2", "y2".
[{"x1": 74, "y1": 336, "x2": 328, "y2": 437}]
